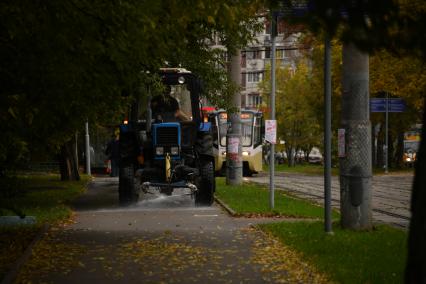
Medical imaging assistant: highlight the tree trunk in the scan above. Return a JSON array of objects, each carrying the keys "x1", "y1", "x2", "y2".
[
  {"x1": 377, "y1": 133, "x2": 384, "y2": 168},
  {"x1": 305, "y1": 149, "x2": 310, "y2": 163},
  {"x1": 372, "y1": 126, "x2": 377, "y2": 167},
  {"x1": 287, "y1": 148, "x2": 295, "y2": 167},
  {"x1": 405, "y1": 99, "x2": 426, "y2": 283},
  {"x1": 59, "y1": 139, "x2": 80, "y2": 181},
  {"x1": 395, "y1": 131, "x2": 404, "y2": 168},
  {"x1": 388, "y1": 132, "x2": 394, "y2": 168}
]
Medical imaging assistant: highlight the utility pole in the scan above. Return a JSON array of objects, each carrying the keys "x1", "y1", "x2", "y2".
[
  {"x1": 226, "y1": 50, "x2": 243, "y2": 185},
  {"x1": 324, "y1": 35, "x2": 332, "y2": 233},
  {"x1": 269, "y1": 12, "x2": 277, "y2": 209},
  {"x1": 340, "y1": 43, "x2": 372, "y2": 230},
  {"x1": 85, "y1": 121, "x2": 91, "y2": 176},
  {"x1": 385, "y1": 92, "x2": 389, "y2": 174}
]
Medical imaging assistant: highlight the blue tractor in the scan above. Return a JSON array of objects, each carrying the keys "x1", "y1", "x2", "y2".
[{"x1": 118, "y1": 68, "x2": 215, "y2": 205}]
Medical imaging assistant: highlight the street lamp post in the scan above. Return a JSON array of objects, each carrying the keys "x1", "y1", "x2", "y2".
[{"x1": 85, "y1": 121, "x2": 91, "y2": 176}]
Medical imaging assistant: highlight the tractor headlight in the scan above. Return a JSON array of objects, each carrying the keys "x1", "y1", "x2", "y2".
[
  {"x1": 170, "y1": 146, "x2": 179, "y2": 155},
  {"x1": 156, "y1": 147, "x2": 164, "y2": 156},
  {"x1": 242, "y1": 151, "x2": 250, "y2": 156}
]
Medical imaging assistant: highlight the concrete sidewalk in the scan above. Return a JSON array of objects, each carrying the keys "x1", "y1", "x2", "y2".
[{"x1": 15, "y1": 177, "x2": 326, "y2": 283}]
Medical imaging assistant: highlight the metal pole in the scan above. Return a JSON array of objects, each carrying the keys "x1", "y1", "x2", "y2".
[
  {"x1": 385, "y1": 92, "x2": 389, "y2": 174},
  {"x1": 85, "y1": 121, "x2": 91, "y2": 175},
  {"x1": 324, "y1": 35, "x2": 332, "y2": 233},
  {"x1": 269, "y1": 12, "x2": 277, "y2": 209}
]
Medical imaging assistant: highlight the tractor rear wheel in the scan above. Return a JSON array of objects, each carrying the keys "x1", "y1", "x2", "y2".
[
  {"x1": 195, "y1": 159, "x2": 215, "y2": 206},
  {"x1": 119, "y1": 164, "x2": 139, "y2": 205}
]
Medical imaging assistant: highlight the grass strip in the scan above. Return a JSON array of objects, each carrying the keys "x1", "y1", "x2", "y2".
[
  {"x1": 259, "y1": 221, "x2": 407, "y2": 284},
  {"x1": 215, "y1": 177, "x2": 339, "y2": 219},
  {"x1": 0, "y1": 173, "x2": 89, "y2": 279},
  {"x1": 0, "y1": 173, "x2": 89, "y2": 223}
]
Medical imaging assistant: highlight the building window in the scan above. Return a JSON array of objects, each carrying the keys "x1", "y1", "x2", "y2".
[
  {"x1": 277, "y1": 19, "x2": 285, "y2": 35},
  {"x1": 247, "y1": 72, "x2": 262, "y2": 83},
  {"x1": 276, "y1": 49, "x2": 285, "y2": 59},
  {"x1": 287, "y1": 49, "x2": 299, "y2": 58},
  {"x1": 241, "y1": 52, "x2": 246, "y2": 68},
  {"x1": 246, "y1": 50, "x2": 261, "y2": 59},
  {"x1": 265, "y1": 20, "x2": 271, "y2": 35},
  {"x1": 265, "y1": 47, "x2": 270, "y2": 59},
  {"x1": 249, "y1": 94, "x2": 262, "y2": 108}
]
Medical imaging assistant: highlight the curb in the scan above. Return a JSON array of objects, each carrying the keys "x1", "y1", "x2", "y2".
[
  {"x1": 214, "y1": 197, "x2": 237, "y2": 216},
  {"x1": 1, "y1": 224, "x2": 49, "y2": 284}
]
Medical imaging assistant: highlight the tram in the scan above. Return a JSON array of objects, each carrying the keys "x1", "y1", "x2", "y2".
[{"x1": 208, "y1": 109, "x2": 264, "y2": 176}]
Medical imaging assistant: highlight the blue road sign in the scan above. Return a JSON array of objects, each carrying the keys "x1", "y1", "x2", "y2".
[{"x1": 370, "y1": 98, "x2": 406, "y2": 113}]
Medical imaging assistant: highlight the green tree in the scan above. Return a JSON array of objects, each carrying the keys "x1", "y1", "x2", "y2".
[
  {"x1": 370, "y1": 50, "x2": 425, "y2": 168},
  {"x1": 260, "y1": 60, "x2": 321, "y2": 166},
  {"x1": 302, "y1": 36, "x2": 343, "y2": 165},
  {"x1": 0, "y1": 0, "x2": 263, "y2": 179}
]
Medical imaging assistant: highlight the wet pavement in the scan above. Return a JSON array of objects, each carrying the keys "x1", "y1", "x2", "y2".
[
  {"x1": 247, "y1": 172, "x2": 414, "y2": 228},
  {"x1": 16, "y1": 177, "x2": 327, "y2": 284}
]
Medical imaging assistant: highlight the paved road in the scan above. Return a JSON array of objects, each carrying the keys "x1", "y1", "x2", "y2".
[
  {"x1": 16, "y1": 177, "x2": 326, "y2": 284},
  {"x1": 247, "y1": 172, "x2": 414, "y2": 228}
]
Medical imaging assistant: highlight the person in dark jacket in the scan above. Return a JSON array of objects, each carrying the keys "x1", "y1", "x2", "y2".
[{"x1": 105, "y1": 134, "x2": 120, "y2": 177}]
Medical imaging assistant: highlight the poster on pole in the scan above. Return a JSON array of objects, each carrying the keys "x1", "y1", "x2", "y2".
[
  {"x1": 265, "y1": 120, "x2": 277, "y2": 144},
  {"x1": 227, "y1": 137, "x2": 240, "y2": 162},
  {"x1": 227, "y1": 137, "x2": 239, "y2": 154}
]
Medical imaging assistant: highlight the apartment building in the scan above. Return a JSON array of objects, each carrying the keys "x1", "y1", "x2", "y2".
[
  {"x1": 208, "y1": 17, "x2": 305, "y2": 110},
  {"x1": 242, "y1": 17, "x2": 303, "y2": 110}
]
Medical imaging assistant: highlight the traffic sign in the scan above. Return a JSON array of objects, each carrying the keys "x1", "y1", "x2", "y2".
[{"x1": 370, "y1": 98, "x2": 406, "y2": 112}]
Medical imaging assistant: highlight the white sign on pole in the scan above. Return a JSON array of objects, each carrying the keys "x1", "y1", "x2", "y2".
[
  {"x1": 228, "y1": 137, "x2": 239, "y2": 154},
  {"x1": 338, "y1": 128, "x2": 345, "y2": 157},
  {"x1": 265, "y1": 120, "x2": 277, "y2": 144}
]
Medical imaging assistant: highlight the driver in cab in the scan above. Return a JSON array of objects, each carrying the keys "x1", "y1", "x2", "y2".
[{"x1": 151, "y1": 88, "x2": 190, "y2": 122}]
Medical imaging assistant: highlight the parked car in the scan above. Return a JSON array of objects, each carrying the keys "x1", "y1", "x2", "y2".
[
  {"x1": 275, "y1": 151, "x2": 286, "y2": 164},
  {"x1": 308, "y1": 147, "x2": 323, "y2": 165}
]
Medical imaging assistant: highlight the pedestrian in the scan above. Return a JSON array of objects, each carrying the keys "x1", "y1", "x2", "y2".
[
  {"x1": 105, "y1": 133, "x2": 120, "y2": 177},
  {"x1": 262, "y1": 144, "x2": 270, "y2": 165}
]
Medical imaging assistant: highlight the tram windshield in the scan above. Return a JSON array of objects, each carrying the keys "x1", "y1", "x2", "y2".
[{"x1": 218, "y1": 112, "x2": 254, "y2": 147}]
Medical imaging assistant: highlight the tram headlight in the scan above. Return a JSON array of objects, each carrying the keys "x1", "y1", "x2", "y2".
[
  {"x1": 242, "y1": 151, "x2": 250, "y2": 156},
  {"x1": 221, "y1": 151, "x2": 226, "y2": 156}
]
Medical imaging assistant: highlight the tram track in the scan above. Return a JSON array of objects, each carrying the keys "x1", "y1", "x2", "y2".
[
  {"x1": 285, "y1": 185, "x2": 410, "y2": 227},
  {"x1": 248, "y1": 176, "x2": 411, "y2": 228}
]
